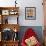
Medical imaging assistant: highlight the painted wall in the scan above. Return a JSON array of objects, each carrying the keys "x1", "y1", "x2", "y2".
[
  {"x1": 18, "y1": 0, "x2": 44, "y2": 26},
  {"x1": 18, "y1": 26, "x2": 44, "y2": 44},
  {"x1": 0, "y1": 0, "x2": 44, "y2": 26}
]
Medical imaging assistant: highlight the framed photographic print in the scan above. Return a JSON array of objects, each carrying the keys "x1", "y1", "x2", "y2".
[
  {"x1": 2, "y1": 10, "x2": 9, "y2": 15},
  {"x1": 25, "y1": 7, "x2": 36, "y2": 20}
]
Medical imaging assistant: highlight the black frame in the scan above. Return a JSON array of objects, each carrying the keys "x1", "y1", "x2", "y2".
[{"x1": 25, "y1": 7, "x2": 36, "y2": 20}]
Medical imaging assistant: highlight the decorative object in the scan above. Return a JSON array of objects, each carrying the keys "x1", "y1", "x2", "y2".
[
  {"x1": 9, "y1": 10, "x2": 18, "y2": 15},
  {"x1": 13, "y1": 32, "x2": 18, "y2": 41},
  {"x1": 15, "y1": 0, "x2": 17, "y2": 7},
  {"x1": 5, "y1": 18, "x2": 8, "y2": 24},
  {"x1": 25, "y1": 7, "x2": 36, "y2": 20},
  {"x1": 2, "y1": 10, "x2": 9, "y2": 15},
  {"x1": 2, "y1": 28, "x2": 13, "y2": 41}
]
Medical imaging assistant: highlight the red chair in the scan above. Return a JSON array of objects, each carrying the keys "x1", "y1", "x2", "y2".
[{"x1": 21, "y1": 28, "x2": 41, "y2": 46}]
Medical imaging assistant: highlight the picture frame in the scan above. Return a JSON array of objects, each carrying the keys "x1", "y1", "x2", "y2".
[
  {"x1": 25, "y1": 7, "x2": 36, "y2": 20},
  {"x1": 2, "y1": 10, "x2": 9, "y2": 15}
]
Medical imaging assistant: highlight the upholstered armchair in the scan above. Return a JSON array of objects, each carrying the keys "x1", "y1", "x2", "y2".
[{"x1": 21, "y1": 28, "x2": 41, "y2": 46}]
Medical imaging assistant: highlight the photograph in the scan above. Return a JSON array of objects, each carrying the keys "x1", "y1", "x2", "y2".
[{"x1": 25, "y1": 7, "x2": 36, "y2": 20}]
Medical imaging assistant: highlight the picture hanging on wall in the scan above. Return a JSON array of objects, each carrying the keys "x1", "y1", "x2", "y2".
[{"x1": 25, "y1": 7, "x2": 36, "y2": 20}]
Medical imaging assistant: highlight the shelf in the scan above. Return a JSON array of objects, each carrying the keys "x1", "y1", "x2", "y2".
[
  {"x1": 0, "y1": 7, "x2": 19, "y2": 10},
  {"x1": 2, "y1": 40, "x2": 19, "y2": 46},
  {"x1": 0, "y1": 7, "x2": 19, "y2": 24},
  {"x1": 0, "y1": 7, "x2": 19, "y2": 15},
  {"x1": 0, "y1": 24, "x2": 20, "y2": 32},
  {"x1": 2, "y1": 40, "x2": 19, "y2": 43},
  {"x1": 0, "y1": 7, "x2": 19, "y2": 46},
  {"x1": 1, "y1": 15, "x2": 18, "y2": 24}
]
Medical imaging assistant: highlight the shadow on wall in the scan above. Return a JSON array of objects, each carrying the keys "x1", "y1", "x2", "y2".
[{"x1": 18, "y1": 26, "x2": 43, "y2": 44}]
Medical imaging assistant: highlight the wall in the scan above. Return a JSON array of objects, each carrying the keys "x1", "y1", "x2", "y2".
[
  {"x1": 18, "y1": 0, "x2": 44, "y2": 26},
  {"x1": 0, "y1": 0, "x2": 44, "y2": 26},
  {"x1": 18, "y1": 26, "x2": 43, "y2": 43}
]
